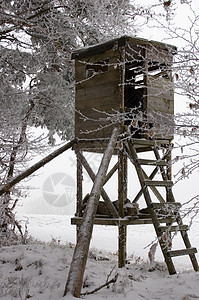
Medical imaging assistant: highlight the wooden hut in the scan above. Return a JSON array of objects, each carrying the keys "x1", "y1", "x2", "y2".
[{"x1": 72, "y1": 35, "x2": 177, "y2": 147}]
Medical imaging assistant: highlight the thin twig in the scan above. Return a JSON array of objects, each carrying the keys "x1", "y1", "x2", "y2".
[{"x1": 81, "y1": 273, "x2": 118, "y2": 296}]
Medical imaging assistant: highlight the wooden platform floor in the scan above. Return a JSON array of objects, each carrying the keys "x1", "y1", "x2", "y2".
[{"x1": 71, "y1": 214, "x2": 175, "y2": 226}]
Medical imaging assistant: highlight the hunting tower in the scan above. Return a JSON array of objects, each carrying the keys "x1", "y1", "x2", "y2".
[{"x1": 71, "y1": 36, "x2": 198, "y2": 277}]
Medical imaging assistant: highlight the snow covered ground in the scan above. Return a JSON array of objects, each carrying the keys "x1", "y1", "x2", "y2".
[{"x1": 0, "y1": 213, "x2": 199, "y2": 299}]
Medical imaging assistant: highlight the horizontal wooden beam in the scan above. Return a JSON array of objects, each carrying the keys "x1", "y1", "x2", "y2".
[
  {"x1": 131, "y1": 138, "x2": 171, "y2": 146},
  {"x1": 71, "y1": 216, "x2": 175, "y2": 226},
  {"x1": 138, "y1": 159, "x2": 169, "y2": 166},
  {"x1": 159, "y1": 225, "x2": 189, "y2": 232},
  {"x1": 144, "y1": 179, "x2": 173, "y2": 187},
  {"x1": 151, "y1": 202, "x2": 181, "y2": 209}
]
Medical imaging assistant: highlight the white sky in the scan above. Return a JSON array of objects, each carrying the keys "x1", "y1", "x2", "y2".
[{"x1": 137, "y1": 0, "x2": 199, "y2": 45}]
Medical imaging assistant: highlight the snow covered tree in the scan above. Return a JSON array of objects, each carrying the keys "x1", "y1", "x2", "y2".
[{"x1": 0, "y1": 0, "x2": 146, "y2": 244}]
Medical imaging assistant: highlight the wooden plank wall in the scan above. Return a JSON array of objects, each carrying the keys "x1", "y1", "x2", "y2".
[
  {"x1": 146, "y1": 45, "x2": 174, "y2": 139},
  {"x1": 75, "y1": 48, "x2": 122, "y2": 140}
]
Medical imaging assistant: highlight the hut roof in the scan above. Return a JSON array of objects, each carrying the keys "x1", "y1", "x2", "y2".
[{"x1": 71, "y1": 35, "x2": 177, "y2": 60}]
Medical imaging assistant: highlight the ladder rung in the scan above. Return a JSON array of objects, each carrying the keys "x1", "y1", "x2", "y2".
[
  {"x1": 159, "y1": 225, "x2": 189, "y2": 232},
  {"x1": 144, "y1": 180, "x2": 173, "y2": 187},
  {"x1": 168, "y1": 247, "x2": 197, "y2": 257},
  {"x1": 151, "y1": 202, "x2": 181, "y2": 209},
  {"x1": 137, "y1": 159, "x2": 169, "y2": 166}
]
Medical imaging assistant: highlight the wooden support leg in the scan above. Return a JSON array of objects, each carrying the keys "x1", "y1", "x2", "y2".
[
  {"x1": 76, "y1": 150, "x2": 83, "y2": 216},
  {"x1": 118, "y1": 225, "x2": 127, "y2": 268},
  {"x1": 118, "y1": 150, "x2": 127, "y2": 268},
  {"x1": 75, "y1": 150, "x2": 83, "y2": 236}
]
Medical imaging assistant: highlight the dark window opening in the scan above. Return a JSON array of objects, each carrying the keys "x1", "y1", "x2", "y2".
[
  {"x1": 124, "y1": 63, "x2": 149, "y2": 138},
  {"x1": 124, "y1": 63, "x2": 144, "y2": 111}
]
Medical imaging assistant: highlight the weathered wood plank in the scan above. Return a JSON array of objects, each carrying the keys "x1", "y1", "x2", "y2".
[
  {"x1": 151, "y1": 202, "x2": 181, "y2": 209},
  {"x1": 74, "y1": 139, "x2": 112, "y2": 152},
  {"x1": 75, "y1": 116, "x2": 111, "y2": 128},
  {"x1": 75, "y1": 81, "x2": 120, "y2": 102},
  {"x1": 75, "y1": 98, "x2": 120, "y2": 115},
  {"x1": 130, "y1": 138, "x2": 171, "y2": 146},
  {"x1": 138, "y1": 158, "x2": 169, "y2": 166},
  {"x1": 75, "y1": 49, "x2": 118, "y2": 69},
  {"x1": 132, "y1": 168, "x2": 159, "y2": 203},
  {"x1": 147, "y1": 97, "x2": 174, "y2": 114},
  {"x1": 144, "y1": 179, "x2": 173, "y2": 187},
  {"x1": 71, "y1": 216, "x2": 175, "y2": 226},
  {"x1": 75, "y1": 67, "x2": 120, "y2": 90},
  {"x1": 76, "y1": 100, "x2": 102, "y2": 113},
  {"x1": 159, "y1": 225, "x2": 189, "y2": 232},
  {"x1": 147, "y1": 76, "x2": 174, "y2": 101},
  {"x1": 75, "y1": 124, "x2": 116, "y2": 140}
]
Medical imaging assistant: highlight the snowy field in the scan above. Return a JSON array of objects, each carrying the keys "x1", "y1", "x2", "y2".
[
  {"x1": 0, "y1": 213, "x2": 199, "y2": 299},
  {"x1": 18, "y1": 214, "x2": 199, "y2": 270}
]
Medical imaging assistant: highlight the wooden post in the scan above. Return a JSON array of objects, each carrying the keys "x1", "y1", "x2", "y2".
[
  {"x1": 63, "y1": 127, "x2": 119, "y2": 298},
  {"x1": 75, "y1": 150, "x2": 83, "y2": 237},
  {"x1": 118, "y1": 149, "x2": 127, "y2": 268},
  {"x1": 75, "y1": 150, "x2": 83, "y2": 217},
  {"x1": 117, "y1": 45, "x2": 127, "y2": 268}
]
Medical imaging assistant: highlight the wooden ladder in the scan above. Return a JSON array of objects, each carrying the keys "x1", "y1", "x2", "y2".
[{"x1": 125, "y1": 138, "x2": 199, "y2": 275}]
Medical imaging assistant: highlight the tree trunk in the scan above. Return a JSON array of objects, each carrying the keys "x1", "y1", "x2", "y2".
[
  {"x1": 0, "y1": 138, "x2": 77, "y2": 196},
  {"x1": 63, "y1": 127, "x2": 119, "y2": 298}
]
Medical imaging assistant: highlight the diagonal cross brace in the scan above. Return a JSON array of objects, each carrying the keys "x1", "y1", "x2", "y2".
[{"x1": 78, "y1": 151, "x2": 119, "y2": 218}]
